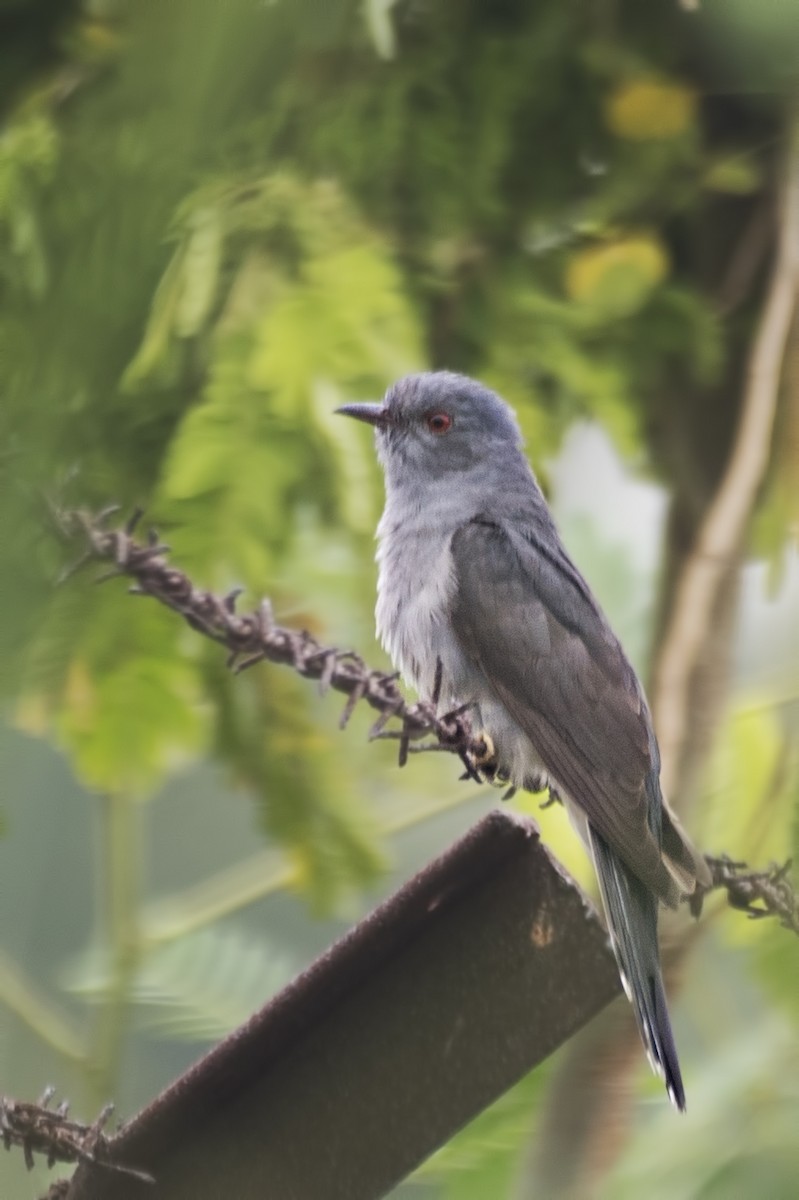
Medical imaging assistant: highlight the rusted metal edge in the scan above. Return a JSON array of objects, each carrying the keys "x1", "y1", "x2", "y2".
[{"x1": 67, "y1": 810, "x2": 620, "y2": 1200}]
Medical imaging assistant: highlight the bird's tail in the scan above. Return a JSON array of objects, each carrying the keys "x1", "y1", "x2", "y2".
[{"x1": 589, "y1": 827, "x2": 686, "y2": 1111}]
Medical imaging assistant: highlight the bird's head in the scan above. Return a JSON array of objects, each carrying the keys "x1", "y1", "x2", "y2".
[{"x1": 336, "y1": 371, "x2": 525, "y2": 488}]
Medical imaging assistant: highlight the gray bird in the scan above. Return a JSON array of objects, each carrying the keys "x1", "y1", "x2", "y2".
[{"x1": 337, "y1": 370, "x2": 709, "y2": 1110}]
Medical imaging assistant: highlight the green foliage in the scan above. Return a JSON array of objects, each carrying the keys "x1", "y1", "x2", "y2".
[
  {"x1": 702, "y1": 702, "x2": 795, "y2": 876},
  {"x1": 0, "y1": 109, "x2": 57, "y2": 295},
  {"x1": 141, "y1": 174, "x2": 422, "y2": 583},
  {"x1": 203, "y1": 655, "x2": 385, "y2": 911},
  {"x1": 0, "y1": 1, "x2": 797, "y2": 1197},
  {"x1": 67, "y1": 926, "x2": 295, "y2": 1042},
  {"x1": 15, "y1": 571, "x2": 207, "y2": 796},
  {"x1": 415, "y1": 1065, "x2": 552, "y2": 1200},
  {"x1": 700, "y1": 701, "x2": 799, "y2": 1024},
  {"x1": 605, "y1": 1016, "x2": 799, "y2": 1200}
]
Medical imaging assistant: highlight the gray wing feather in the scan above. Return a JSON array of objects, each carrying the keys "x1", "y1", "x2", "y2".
[{"x1": 449, "y1": 517, "x2": 680, "y2": 906}]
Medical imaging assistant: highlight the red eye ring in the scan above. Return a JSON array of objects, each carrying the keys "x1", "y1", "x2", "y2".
[{"x1": 427, "y1": 412, "x2": 453, "y2": 435}]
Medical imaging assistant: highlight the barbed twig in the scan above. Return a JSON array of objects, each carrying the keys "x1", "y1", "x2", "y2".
[
  {"x1": 57, "y1": 506, "x2": 488, "y2": 778},
  {"x1": 0, "y1": 1088, "x2": 152, "y2": 1187},
  {"x1": 693, "y1": 854, "x2": 799, "y2": 933}
]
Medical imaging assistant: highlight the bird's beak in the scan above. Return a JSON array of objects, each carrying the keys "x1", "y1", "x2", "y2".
[{"x1": 335, "y1": 402, "x2": 391, "y2": 428}]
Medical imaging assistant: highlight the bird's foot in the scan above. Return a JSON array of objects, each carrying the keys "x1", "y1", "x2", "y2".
[
  {"x1": 466, "y1": 732, "x2": 512, "y2": 790},
  {"x1": 520, "y1": 770, "x2": 561, "y2": 808}
]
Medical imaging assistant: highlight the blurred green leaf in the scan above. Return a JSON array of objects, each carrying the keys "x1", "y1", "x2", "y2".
[
  {"x1": 703, "y1": 153, "x2": 763, "y2": 195},
  {"x1": 18, "y1": 585, "x2": 208, "y2": 797},
  {"x1": 146, "y1": 175, "x2": 421, "y2": 585},
  {"x1": 414, "y1": 1064, "x2": 552, "y2": 1199},
  {"x1": 134, "y1": 927, "x2": 295, "y2": 1041},
  {"x1": 120, "y1": 242, "x2": 188, "y2": 389},
  {"x1": 203, "y1": 654, "x2": 386, "y2": 913},
  {"x1": 702, "y1": 701, "x2": 794, "y2": 889},
  {"x1": 0, "y1": 110, "x2": 57, "y2": 296},
  {"x1": 606, "y1": 1016, "x2": 799, "y2": 1200},
  {"x1": 66, "y1": 925, "x2": 295, "y2": 1040}
]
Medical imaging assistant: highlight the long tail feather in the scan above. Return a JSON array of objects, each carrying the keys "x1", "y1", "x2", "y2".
[{"x1": 590, "y1": 827, "x2": 686, "y2": 1111}]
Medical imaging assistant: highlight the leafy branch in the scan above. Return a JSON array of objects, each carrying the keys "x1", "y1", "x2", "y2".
[{"x1": 58, "y1": 507, "x2": 799, "y2": 936}]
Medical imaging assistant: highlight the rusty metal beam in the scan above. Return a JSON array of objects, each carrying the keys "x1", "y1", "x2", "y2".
[{"x1": 67, "y1": 811, "x2": 619, "y2": 1200}]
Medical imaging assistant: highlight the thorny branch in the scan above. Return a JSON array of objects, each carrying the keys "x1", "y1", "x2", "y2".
[
  {"x1": 695, "y1": 855, "x2": 799, "y2": 934},
  {"x1": 58, "y1": 506, "x2": 487, "y2": 782},
  {"x1": 59, "y1": 507, "x2": 799, "y2": 935},
  {"x1": 0, "y1": 1088, "x2": 152, "y2": 1193}
]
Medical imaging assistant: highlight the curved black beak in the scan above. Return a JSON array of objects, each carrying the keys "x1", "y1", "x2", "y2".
[{"x1": 335, "y1": 402, "x2": 391, "y2": 428}]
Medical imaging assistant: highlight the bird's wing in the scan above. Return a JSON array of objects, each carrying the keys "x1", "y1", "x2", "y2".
[{"x1": 449, "y1": 516, "x2": 679, "y2": 905}]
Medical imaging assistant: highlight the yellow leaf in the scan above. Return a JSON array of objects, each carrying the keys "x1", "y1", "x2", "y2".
[
  {"x1": 704, "y1": 154, "x2": 763, "y2": 195},
  {"x1": 62, "y1": 658, "x2": 97, "y2": 729},
  {"x1": 606, "y1": 79, "x2": 697, "y2": 140},
  {"x1": 565, "y1": 235, "x2": 669, "y2": 317}
]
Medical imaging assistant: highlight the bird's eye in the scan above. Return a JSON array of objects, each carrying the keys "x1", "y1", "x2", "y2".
[{"x1": 427, "y1": 412, "x2": 453, "y2": 435}]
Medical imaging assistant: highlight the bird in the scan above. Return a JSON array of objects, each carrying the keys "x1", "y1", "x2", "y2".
[{"x1": 337, "y1": 370, "x2": 709, "y2": 1110}]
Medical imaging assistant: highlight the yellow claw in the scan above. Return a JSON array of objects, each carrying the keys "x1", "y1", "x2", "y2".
[
  {"x1": 468, "y1": 732, "x2": 510, "y2": 788},
  {"x1": 471, "y1": 731, "x2": 497, "y2": 768}
]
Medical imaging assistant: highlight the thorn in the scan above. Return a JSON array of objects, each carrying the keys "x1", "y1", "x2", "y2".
[
  {"x1": 457, "y1": 750, "x2": 483, "y2": 783},
  {"x1": 431, "y1": 657, "x2": 443, "y2": 709},
  {"x1": 233, "y1": 652, "x2": 266, "y2": 674},
  {"x1": 257, "y1": 599, "x2": 274, "y2": 638},
  {"x1": 93, "y1": 1103, "x2": 114, "y2": 1132},
  {"x1": 339, "y1": 679, "x2": 367, "y2": 729},
  {"x1": 397, "y1": 721, "x2": 411, "y2": 767},
  {"x1": 369, "y1": 700, "x2": 403, "y2": 739},
  {"x1": 318, "y1": 650, "x2": 337, "y2": 695},
  {"x1": 440, "y1": 699, "x2": 475, "y2": 724},
  {"x1": 94, "y1": 504, "x2": 122, "y2": 526},
  {"x1": 224, "y1": 586, "x2": 244, "y2": 613},
  {"x1": 124, "y1": 507, "x2": 144, "y2": 535},
  {"x1": 774, "y1": 858, "x2": 793, "y2": 882}
]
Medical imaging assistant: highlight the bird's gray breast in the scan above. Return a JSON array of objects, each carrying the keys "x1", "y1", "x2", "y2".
[
  {"x1": 376, "y1": 506, "x2": 551, "y2": 795},
  {"x1": 375, "y1": 512, "x2": 470, "y2": 705}
]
